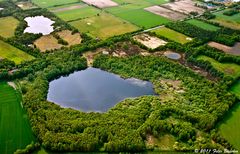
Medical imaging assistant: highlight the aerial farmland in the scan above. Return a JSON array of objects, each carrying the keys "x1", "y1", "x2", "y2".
[{"x1": 0, "y1": 0, "x2": 240, "y2": 153}]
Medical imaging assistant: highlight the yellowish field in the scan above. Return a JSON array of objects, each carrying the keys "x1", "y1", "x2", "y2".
[
  {"x1": 34, "y1": 35, "x2": 63, "y2": 52},
  {"x1": 0, "y1": 16, "x2": 19, "y2": 38},
  {"x1": 57, "y1": 30, "x2": 82, "y2": 46}
]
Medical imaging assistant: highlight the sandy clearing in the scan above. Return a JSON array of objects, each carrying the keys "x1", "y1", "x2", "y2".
[
  {"x1": 34, "y1": 35, "x2": 63, "y2": 52},
  {"x1": 161, "y1": 0, "x2": 205, "y2": 14},
  {"x1": 8, "y1": 82, "x2": 17, "y2": 90},
  {"x1": 133, "y1": 34, "x2": 167, "y2": 49},
  {"x1": 144, "y1": 6, "x2": 186, "y2": 21},
  {"x1": 208, "y1": 41, "x2": 231, "y2": 52},
  {"x1": 57, "y1": 30, "x2": 82, "y2": 46},
  {"x1": 82, "y1": 0, "x2": 118, "y2": 8}
]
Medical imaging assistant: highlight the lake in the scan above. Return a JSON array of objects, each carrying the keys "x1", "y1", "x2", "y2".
[
  {"x1": 47, "y1": 67, "x2": 155, "y2": 112},
  {"x1": 24, "y1": 16, "x2": 54, "y2": 35}
]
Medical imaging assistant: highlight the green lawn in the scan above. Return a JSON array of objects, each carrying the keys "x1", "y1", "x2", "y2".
[
  {"x1": 52, "y1": 4, "x2": 101, "y2": 22},
  {"x1": 0, "y1": 40, "x2": 34, "y2": 64},
  {"x1": 230, "y1": 80, "x2": 240, "y2": 98},
  {"x1": 69, "y1": 12, "x2": 139, "y2": 39},
  {"x1": 152, "y1": 27, "x2": 192, "y2": 44},
  {"x1": 197, "y1": 55, "x2": 240, "y2": 79},
  {"x1": 186, "y1": 19, "x2": 220, "y2": 31},
  {"x1": 0, "y1": 16, "x2": 19, "y2": 38},
  {"x1": 0, "y1": 82, "x2": 35, "y2": 154},
  {"x1": 32, "y1": 0, "x2": 79, "y2": 8},
  {"x1": 211, "y1": 9, "x2": 240, "y2": 30},
  {"x1": 106, "y1": 3, "x2": 170, "y2": 29},
  {"x1": 219, "y1": 102, "x2": 240, "y2": 150}
]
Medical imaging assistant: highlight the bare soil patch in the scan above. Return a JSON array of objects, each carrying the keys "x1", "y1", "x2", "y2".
[
  {"x1": 161, "y1": 0, "x2": 205, "y2": 15},
  {"x1": 208, "y1": 42, "x2": 240, "y2": 56},
  {"x1": 51, "y1": 4, "x2": 85, "y2": 13},
  {"x1": 144, "y1": 6, "x2": 186, "y2": 21},
  {"x1": 34, "y1": 35, "x2": 63, "y2": 52},
  {"x1": 57, "y1": 30, "x2": 82, "y2": 46},
  {"x1": 82, "y1": 0, "x2": 118, "y2": 8},
  {"x1": 133, "y1": 34, "x2": 167, "y2": 49}
]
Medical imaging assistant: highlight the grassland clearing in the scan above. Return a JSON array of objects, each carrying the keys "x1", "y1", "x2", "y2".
[
  {"x1": 57, "y1": 30, "x2": 82, "y2": 46},
  {"x1": 144, "y1": 6, "x2": 186, "y2": 21},
  {"x1": 161, "y1": 0, "x2": 205, "y2": 15},
  {"x1": 208, "y1": 42, "x2": 240, "y2": 56},
  {"x1": 0, "y1": 82, "x2": 35, "y2": 154},
  {"x1": 16, "y1": 1, "x2": 38, "y2": 10},
  {"x1": 146, "y1": 134, "x2": 175, "y2": 150},
  {"x1": 152, "y1": 27, "x2": 192, "y2": 44},
  {"x1": 69, "y1": 13, "x2": 139, "y2": 39},
  {"x1": 82, "y1": 0, "x2": 118, "y2": 8},
  {"x1": 218, "y1": 102, "x2": 240, "y2": 150},
  {"x1": 32, "y1": 0, "x2": 79, "y2": 8},
  {"x1": 133, "y1": 33, "x2": 167, "y2": 49},
  {"x1": 197, "y1": 55, "x2": 240, "y2": 79},
  {"x1": 0, "y1": 16, "x2": 19, "y2": 38},
  {"x1": 52, "y1": 4, "x2": 101, "y2": 22},
  {"x1": 211, "y1": 9, "x2": 240, "y2": 30},
  {"x1": 34, "y1": 35, "x2": 63, "y2": 52},
  {"x1": 186, "y1": 19, "x2": 220, "y2": 31},
  {"x1": 0, "y1": 40, "x2": 34, "y2": 64}
]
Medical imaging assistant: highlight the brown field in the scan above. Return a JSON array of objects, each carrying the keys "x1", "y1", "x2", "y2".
[
  {"x1": 144, "y1": 6, "x2": 186, "y2": 21},
  {"x1": 16, "y1": 1, "x2": 37, "y2": 10},
  {"x1": 82, "y1": 0, "x2": 118, "y2": 8},
  {"x1": 51, "y1": 4, "x2": 84, "y2": 13},
  {"x1": 208, "y1": 42, "x2": 240, "y2": 56},
  {"x1": 161, "y1": 0, "x2": 205, "y2": 15},
  {"x1": 57, "y1": 30, "x2": 82, "y2": 46},
  {"x1": 133, "y1": 34, "x2": 167, "y2": 49},
  {"x1": 34, "y1": 35, "x2": 63, "y2": 52}
]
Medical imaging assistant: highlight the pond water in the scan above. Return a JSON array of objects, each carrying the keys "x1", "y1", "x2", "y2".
[
  {"x1": 47, "y1": 67, "x2": 155, "y2": 112},
  {"x1": 24, "y1": 16, "x2": 54, "y2": 35},
  {"x1": 164, "y1": 51, "x2": 181, "y2": 60}
]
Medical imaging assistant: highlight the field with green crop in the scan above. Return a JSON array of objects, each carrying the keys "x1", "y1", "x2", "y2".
[
  {"x1": 0, "y1": 16, "x2": 19, "y2": 38},
  {"x1": 0, "y1": 82, "x2": 35, "y2": 154},
  {"x1": 186, "y1": 19, "x2": 220, "y2": 31},
  {"x1": 230, "y1": 80, "x2": 240, "y2": 98},
  {"x1": 69, "y1": 13, "x2": 139, "y2": 39},
  {"x1": 0, "y1": 40, "x2": 34, "y2": 64},
  {"x1": 106, "y1": 3, "x2": 170, "y2": 28},
  {"x1": 152, "y1": 27, "x2": 192, "y2": 44},
  {"x1": 52, "y1": 4, "x2": 101, "y2": 22},
  {"x1": 218, "y1": 102, "x2": 240, "y2": 150},
  {"x1": 32, "y1": 0, "x2": 79, "y2": 8},
  {"x1": 211, "y1": 9, "x2": 240, "y2": 30},
  {"x1": 197, "y1": 55, "x2": 240, "y2": 79}
]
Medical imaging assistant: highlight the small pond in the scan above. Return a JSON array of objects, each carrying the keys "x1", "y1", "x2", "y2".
[
  {"x1": 24, "y1": 16, "x2": 54, "y2": 35},
  {"x1": 164, "y1": 51, "x2": 181, "y2": 60},
  {"x1": 47, "y1": 67, "x2": 155, "y2": 112}
]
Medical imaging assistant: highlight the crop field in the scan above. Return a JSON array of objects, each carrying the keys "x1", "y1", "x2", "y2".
[
  {"x1": 0, "y1": 16, "x2": 19, "y2": 38},
  {"x1": 32, "y1": 0, "x2": 79, "y2": 8},
  {"x1": 186, "y1": 19, "x2": 220, "y2": 31},
  {"x1": 82, "y1": 0, "x2": 118, "y2": 9},
  {"x1": 197, "y1": 55, "x2": 240, "y2": 79},
  {"x1": 34, "y1": 35, "x2": 63, "y2": 52},
  {"x1": 219, "y1": 102, "x2": 240, "y2": 150},
  {"x1": 230, "y1": 80, "x2": 240, "y2": 98},
  {"x1": 69, "y1": 13, "x2": 139, "y2": 39},
  {"x1": 152, "y1": 27, "x2": 192, "y2": 44},
  {"x1": 211, "y1": 9, "x2": 240, "y2": 30},
  {"x1": 0, "y1": 40, "x2": 34, "y2": 64},
  {"x1": 51, "y1": 4, "x2": 101, "y2": 22},
  {"x1": 0, "y1": 82, "x2": 35, "y2": 154}
]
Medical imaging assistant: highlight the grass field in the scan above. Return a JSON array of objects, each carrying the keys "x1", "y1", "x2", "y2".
[
  {"x1": 32, "y1": 0, "x2": 79, "y2": 8},
  {"x1": 69, "y1": 13, "x2": 139, "y2": 39},
  {"x1": 0, "y1": 16, "x2": 19, "y2": 38},
  {"x1": 106, "y1": 3, "x2": 170, "y2": 28},
  {"x1": 211, "y1": 9, "x2": 240, "y2": 30},
  {"x1": 52, "y1": 4, "x2": 101, "y2": 22},
  {"x1": 218, "y1": 102, "x2": 240, "y2": 150},
  {"x1": 0, "y1": 40, "x2": 34, "y2": 64},
  {"x1": 230, "y1": 80, "x2": 240, "y2": 98},
  {"x1": 152, "y1": 27, "x2": 192, "y2": 44},
  {"x1": 197, "y1": 55, "x2": 240, "y2": 79},
  {"x1": 186, "y1": 19, "x2": 220, "y2": 31},
  {"x1": 0, "y1": 82, "x2": 35, "y2": 154}
]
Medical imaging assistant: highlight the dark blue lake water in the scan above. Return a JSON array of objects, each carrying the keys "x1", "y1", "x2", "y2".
[{"x1": 47, "y1": 67, "x2": 155, "y2": 112}]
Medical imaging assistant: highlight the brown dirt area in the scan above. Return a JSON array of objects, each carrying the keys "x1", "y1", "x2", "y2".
[
  {"x1": 209, "y1": 42, "x2": 240, "y2": 56},
  {"x1": 161, "y1": 0, "x2": 205, "y2": 14},
  {"x1": 133, "y1": 34, "x2": 167, "y2": 49},
  {"x1": 144, "y1": 6, "x2": 187, "y2": 21},
  {"x1": 57, "y1": 30, "x2": 82, "y2": 46},
  {"x1": 51, "y1": 4, "x2": 85, "y2": 13},
  {"x1": 82, "y1": 0, "x2": 118, "y2": 8},
  {"x1": 34, "y1": 35, "x2": 63, "y2": 52}
]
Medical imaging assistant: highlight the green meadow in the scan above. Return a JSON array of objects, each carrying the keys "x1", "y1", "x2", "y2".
[
  {"x1": 186, "y1": 19, "x2": 220, "y2": 31},
  {"x1": 32, "y1": 0, "x2": 79, "y2": 8},
  {"x1": 0, "y1": 16, "x2": 19, "y2": 38}
]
